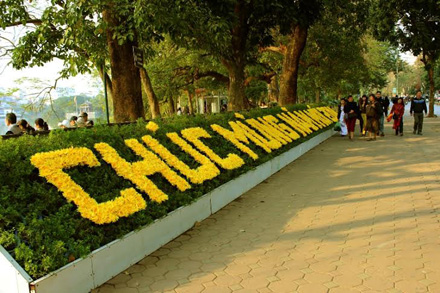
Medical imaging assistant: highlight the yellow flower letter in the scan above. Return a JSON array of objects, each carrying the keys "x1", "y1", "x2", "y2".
[
  {"x1": 245, "y1": 118, "x2": 285, "y2": 148},
  {"x1": 263, "y1": 115, "x2": 300, "y2": 141},
  {"x1": 181, "y1": 127, "x2": 244, "y2": 170},
  {"x1": 30, "y1": 148, "x2": 146, "y2": 224},
  {"x1": 210, "y1": 124, "x2": 259, "y2": 160},
  {"x1": 142, "y1": 134, "x2": 220, "y2": 184},
  {"x1": 95, "y1": 142, "x2": 190, "y2": 204}
]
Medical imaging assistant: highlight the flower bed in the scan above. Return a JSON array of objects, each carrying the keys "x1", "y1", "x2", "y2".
[{"x1": 0, "y1": 105, "x2": 336, "y2": 280}]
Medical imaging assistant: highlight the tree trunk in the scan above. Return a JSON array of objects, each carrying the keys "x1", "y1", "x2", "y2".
[
  {"x1": 186, "y1": 89, "x2": 194, "y2": 114},
  {"x1": 222, "y1": 0, "x2": 250, "y2": 111},
  {"x1": 103, "y1": 9, "x2": 145, "y2": 122},
  {"x1": 279, "y1": 24, "x2": 308, "y2": 106},
  {"x1": 140, "y1": 68, "x2": 161, "y2": 119},
  {"x1": 315, "y1": 88, "x2": 320, "y2": 103},
  {"x1": 428, "y1": 65, "x2": 435, "y2": 117},
  {"x1": 168, "y1": 96, "x2": 176, "y2": 115},
  {"x1": 268, "y1": 75, "x2": 279, "y2": 102},
  {"x1": 223, "y1": 60, "x2": 248, "y2": 111}
]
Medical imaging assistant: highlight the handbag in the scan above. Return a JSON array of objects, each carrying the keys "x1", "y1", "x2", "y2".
[
  {"x1": 366, "y1": 105, "x2": 375, "y2": 117},
  {"x1": 333, "y1": 122, "x2": 341, "y2": 131},
  {"x1": 393, "y1": 113, "x2": 399, "y2": 120},
  {"x1": 344, "y1": 113, "x2": 349, "y2": 120}
]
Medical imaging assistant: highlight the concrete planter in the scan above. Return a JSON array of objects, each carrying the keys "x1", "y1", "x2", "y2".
[{"x1": 0, "y1": 129, "x2": 335, "y2": 293}]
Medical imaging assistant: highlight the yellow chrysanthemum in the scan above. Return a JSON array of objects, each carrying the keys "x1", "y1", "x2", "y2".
[
  {"x1": 181, "y1": 127, "x2": 244, "y2": 170},
  {"x1": 146, "y1": 121, "x2": 159, "y2": 132},
  {"x1": 28, "y1": 105, "x2": 332, "y2": 225},
  {"x1": 234, "y1": 113, "x2": 245, "y2": 119}
]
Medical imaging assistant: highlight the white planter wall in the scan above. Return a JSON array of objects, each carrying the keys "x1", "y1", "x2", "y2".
[
  {"x1": 0, "y1": 246, "x2": 32, "y2": 293},
  {"x1": 0, "y1": 129, "x2": 335, "y2": 293}
]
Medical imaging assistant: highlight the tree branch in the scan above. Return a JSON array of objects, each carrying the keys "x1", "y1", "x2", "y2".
[
  {"x1": 5, "y1": 19, "x2": 43, "y2": 28},
  {"x1": 194, "y1": 70, "x2": 229, "y2": 84},
  {"x1": 173, "y1": 67, "x2": 229, "y2": 85},
  {"x1": 259, "y1": 45, "x2": 287, "y2": 55},
  {"x1": 0, "y1": 36, "x2": 16, "y2": 48},
  {"x1": 299, "y1": 60, "x2": 320, "y2": 69},
  {"x1": 244, "y1": 72, "x2": 276, "y2": 86}
]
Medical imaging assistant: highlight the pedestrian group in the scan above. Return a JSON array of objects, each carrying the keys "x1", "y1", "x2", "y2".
[{"x1": 337, "y1": 90, "x2": 427, "y2": 141}]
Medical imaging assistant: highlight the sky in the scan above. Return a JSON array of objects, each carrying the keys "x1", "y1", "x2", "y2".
[
  {"x1": 0, "y1": 58, "x2": 101, "y2": 97},
  {"x1": 400, "y1": 51, "x2": 418, "y2": 65},
  {"x1": 0, "y1": 22, "x2": 101, "y2": 98}
]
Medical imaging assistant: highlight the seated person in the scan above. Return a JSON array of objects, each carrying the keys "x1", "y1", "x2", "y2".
[
  {"x1": 35, "y1": 118, "x2": 49, "y2": 131},
  {"x1": 17, "y1": 119, "x2": 36, "y2": 134},
  {"x1": 70, "y1": 116, "x2": 78, "y2": 128},
  {"x1": 5, "y1": 113, "x2": 21, "y2": 135},
  {"x1": 58, "y1": 120, "x2": 70, "y2": 129},
  {"x1": 77, "y1": 112, "x2": 93, "y2": 127}
]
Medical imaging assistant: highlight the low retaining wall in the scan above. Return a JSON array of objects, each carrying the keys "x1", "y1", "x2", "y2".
[{"x1": 0, "y1": 129, "x2": 335, "y2": 293}]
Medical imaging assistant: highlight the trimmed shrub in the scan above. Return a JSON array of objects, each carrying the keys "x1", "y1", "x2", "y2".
[{"x1": 0, "y1": 104, "x2": 334, "y2": 278}]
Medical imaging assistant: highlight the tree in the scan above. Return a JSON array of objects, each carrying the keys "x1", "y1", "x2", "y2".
[
  {"x1": 372, "y1": 0, "x2": 440, "y2": 116},
  {"x1": 276, "y1": 0, "x2": 323, "y2": 105},
  {"x1": 263, "y1": 0, "x2": 372, "y2": 102},
  {"x1": 137, "y1": 0, "x2": 283, "y2": 111},
  {"x1": 266, "y1": 0, "x2": 371, "y2": 105},
  {"x1": 0, "y1": 0, "x2": 161, "y2": 122},
  {"x1": 144, "y1": 36, "x2": 228, "y2": 116}
]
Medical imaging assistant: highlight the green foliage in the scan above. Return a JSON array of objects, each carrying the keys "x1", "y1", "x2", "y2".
[
  {"x1": 1, "y1": 0, "x2": 107, "y2": 77},
  {"x1": 145, "y1": 36, "x2": 227, "y2": 103},
  {"x1": 0, "y1": 105, "x2": 331, "y2": 279},
  {"x1": 297, "y1": 0, "x2": 395, "y2": 99},
  {"x1": 137, "y1": 0, "x2": 281, "y2": 60},
  {"x1": 245, "y1": 80, "x2": 268, "y2": 104},
  {"x1": 372, "y1": 0, "x2": 440, "y2": 62}
]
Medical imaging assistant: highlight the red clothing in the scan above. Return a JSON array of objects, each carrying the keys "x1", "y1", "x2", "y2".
[
  {"x1": 346, "y1": 117, "x2": 356, "y2": 132},
  {"x1": 391, "y1": 104, "x2": 404, "y2": 130}
]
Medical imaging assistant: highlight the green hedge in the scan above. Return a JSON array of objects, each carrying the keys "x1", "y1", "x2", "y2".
[{"x1": 0, "y1": 104, "x2": 332, "y2": 279}]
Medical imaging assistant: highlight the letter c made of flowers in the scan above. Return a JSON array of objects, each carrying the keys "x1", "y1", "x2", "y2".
[{"x1": 30, "y1": 147, "x2": 147, "y2": 224}]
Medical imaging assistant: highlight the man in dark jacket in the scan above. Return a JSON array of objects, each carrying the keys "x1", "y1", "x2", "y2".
[
  {"x1": 383, "y1": 96, "x2": 390, "y2": 115},
  {"x1": 375, "y1": 91, "x2": 387, "y2": 136},
  {"x1": 410, "y1": 91, "x2": 427, "y2": 135}
]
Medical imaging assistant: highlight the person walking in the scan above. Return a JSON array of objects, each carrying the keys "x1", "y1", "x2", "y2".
[
  {"x1": 366, "y1": 94, "x2": 381, "y2": 141},
  {"x1": 375, "y1": 91, "x2": 386, "y2": 136},
  {"x1": 337, "y1": 98, "x2": 348, "y2": 137},
  {"x1": 358, "y1": 95, "x2": 368, "y2": 136},
  {"x1": 389, "y1": 97, "x2": 405, "y2": 136},
  {"x1": 384, "y1": 96, "x2": 390, "y2": 116},
  {"x1": 344, "y1": 95, "x2": 359, "y2": 140},
  {"x1": 410, "y1": 91, "x2": 427, "y2": 135}
]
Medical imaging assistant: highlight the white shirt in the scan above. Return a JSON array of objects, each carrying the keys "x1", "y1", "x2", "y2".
[{"x1": 6, "y1": 124, "x2": 22, "y2": 135}]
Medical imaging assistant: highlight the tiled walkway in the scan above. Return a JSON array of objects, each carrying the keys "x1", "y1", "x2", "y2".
[{"x1": 95, "y1": 117, "x2": 440, "y2": 293}]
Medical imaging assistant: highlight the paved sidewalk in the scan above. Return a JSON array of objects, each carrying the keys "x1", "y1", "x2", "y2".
[{"x1": 95, "y1": 117, "x2": 440, "y2": 293}]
